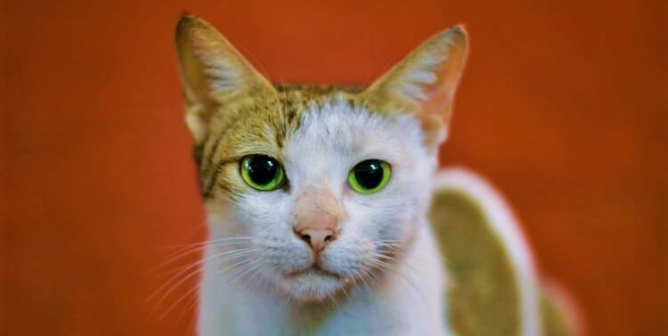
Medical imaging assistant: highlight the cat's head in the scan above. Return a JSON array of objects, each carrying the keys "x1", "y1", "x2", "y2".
[{"x1": 175, "y1": 15, "x2": 467, "y2": 301}]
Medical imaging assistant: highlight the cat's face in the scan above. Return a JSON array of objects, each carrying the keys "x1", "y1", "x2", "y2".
[
  {"x1": 223, "y1": 100, "x2": 435, "y2": 301},
  {"x1": 175, "y1": 15, "x2": 467, "y2": 301}
]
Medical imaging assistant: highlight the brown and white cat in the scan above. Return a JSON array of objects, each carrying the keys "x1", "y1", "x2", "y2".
[{"x1": 174, "y1": 14, "x2": 579, "y2": 336}]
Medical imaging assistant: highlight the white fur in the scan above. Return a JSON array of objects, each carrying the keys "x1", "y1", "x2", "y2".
[{"x1": 198, "y1": 99, "x2": 448, "y2": 336}]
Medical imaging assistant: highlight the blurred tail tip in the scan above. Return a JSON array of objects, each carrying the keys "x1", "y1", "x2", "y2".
[{"x1": 543, "y1": 279, "x2": 586, "y2": 336}]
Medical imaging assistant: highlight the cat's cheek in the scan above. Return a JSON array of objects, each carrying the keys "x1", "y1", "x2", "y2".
[
  {"x1": 264, "y1": 245, "x2": 313, "y2": 272},
  {"x1": 320, "y1": 238, "x2": 374, "y2": 276}
]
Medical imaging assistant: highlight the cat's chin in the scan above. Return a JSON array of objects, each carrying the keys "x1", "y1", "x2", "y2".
[{"x1": 276, "y1": 269, "x2": 348, "y2": 302}]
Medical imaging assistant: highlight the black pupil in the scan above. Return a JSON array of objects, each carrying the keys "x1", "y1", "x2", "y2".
[
  {"x1": 354, "y1": 160, "x2": 384, "y2": 189},
  {"x1": 247, "y1": 156, "x2": 279, "y2": 185}
]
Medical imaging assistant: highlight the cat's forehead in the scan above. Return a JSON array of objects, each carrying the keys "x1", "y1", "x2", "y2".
[
  {"x1": 284, "y1": 96, "x2": 424, "y2": 180},
  {"x1": 273, "y1": 84, "x2": 363, "y2": 130},
  {"x1": 288, "y1": 98, "x2": 408, "y2": 155},
  {"x1": 212, "y1": 84, "x2": 423, "y2": 160},
  {"x1": 275, "y1": 84, "x2": 364, "y2": 97},
  {"x1": 196, "y1": 85, "x2": 426, "y2": 200},
  {"x1": 202, "y1": 85, "x2": 358, "y2": 159},
  {"x1": 197, "y1": 85, "x2": 423, "y2": 194}
]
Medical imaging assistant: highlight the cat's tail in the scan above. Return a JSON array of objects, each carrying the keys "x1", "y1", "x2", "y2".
[
  {"x1": 540, "y1": 279, "x2": 585, "y2": 336},
  {"x1": 429, "y1": 167, "x2": 582, "y2": 336}
]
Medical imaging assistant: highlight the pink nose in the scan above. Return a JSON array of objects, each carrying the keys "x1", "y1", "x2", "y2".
[
  {"x1": 294, "y1": 227, "x2": 338, "y2": 254},
  {"x1": 292, "y1": 186, "x2": 344, "y2": 254}
]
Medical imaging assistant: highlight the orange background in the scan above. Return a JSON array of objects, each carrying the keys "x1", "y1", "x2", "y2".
[{"x1": 2, "y1": 0, "x2": 666, "y2": 335}]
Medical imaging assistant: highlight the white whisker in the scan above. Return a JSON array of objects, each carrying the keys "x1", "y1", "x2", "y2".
[{"x1": 148, "y1": 248, "x2": 254, "y2": 305}]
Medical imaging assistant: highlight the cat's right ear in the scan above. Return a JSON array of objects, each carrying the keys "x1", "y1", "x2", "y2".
[
  {"x1": 360, "y1": 27, "x2": 468, "y2": 151},
  {"x1": 175, "y1": 14, "x2": 276, "y2": 143}
]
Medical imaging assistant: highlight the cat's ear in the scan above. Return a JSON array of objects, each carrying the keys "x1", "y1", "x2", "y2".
[
  {"x1": 360, "y1": 27, "x2": 468, "y2": 149},
  {"x1": 175, "y1": 14, "x2": 276, "y2": 143}
]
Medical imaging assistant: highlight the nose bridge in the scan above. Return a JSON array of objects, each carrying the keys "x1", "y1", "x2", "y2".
[{"x1": 293, "y1": 185, "x2": 344, "y2": 232}]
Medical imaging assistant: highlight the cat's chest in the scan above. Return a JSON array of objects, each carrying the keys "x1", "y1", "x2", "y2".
[
  {"x1": 234, "y1": 299, "x2": 440, "y2": 336},
  {"x1": 219, "y1": 279, "x2": 445, "y2": 336},
  {"x1": 306, "y1": 305, "x2": 439, "y2": 336}
]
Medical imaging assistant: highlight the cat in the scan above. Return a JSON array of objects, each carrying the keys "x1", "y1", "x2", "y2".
[{"x1": 173, "y1": 14, "x2": 580, "y2": 336}]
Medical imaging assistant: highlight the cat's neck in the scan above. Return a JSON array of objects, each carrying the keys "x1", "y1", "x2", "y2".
[{"x1": 198, "y1": 217, "x2": 448, "y2": 336}]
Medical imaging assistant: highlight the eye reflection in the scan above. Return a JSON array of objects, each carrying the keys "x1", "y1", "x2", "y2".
[
  {"x1": 240, "y1": 155, "x2": 285, "y2": 191},
  {"x1": 348, "y1": 160, "x2": 391, "y2": 194}
]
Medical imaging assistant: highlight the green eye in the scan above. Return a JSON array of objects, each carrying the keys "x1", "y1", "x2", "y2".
[
  {"x1": 240, "y1": 155, "x2": 285, "y2": 191},
  {"x1": 348, "y1": 160, "x2": 391, "y2": 194}
]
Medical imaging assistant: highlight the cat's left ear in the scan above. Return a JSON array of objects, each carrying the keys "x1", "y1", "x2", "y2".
[{"x1": 360, "y1": 27, "x2": 468, "y2": 150}]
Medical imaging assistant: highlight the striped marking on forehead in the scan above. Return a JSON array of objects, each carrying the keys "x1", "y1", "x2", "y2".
[{"x1": 196, "y1": 85, "x2": 363, "y2": 201}]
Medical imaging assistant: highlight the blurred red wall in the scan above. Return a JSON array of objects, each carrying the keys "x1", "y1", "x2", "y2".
[{"x1": 2, "y1": 0, "x2": 666, "y2": 335}]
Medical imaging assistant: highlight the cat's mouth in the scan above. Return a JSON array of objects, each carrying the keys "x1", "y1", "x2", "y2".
[
  {"x1": 282, "y1": 265, "x2": 341, "y2": 280},
  {"x1": 277, "y1": 264, "x2": 350, "y2": 301}
]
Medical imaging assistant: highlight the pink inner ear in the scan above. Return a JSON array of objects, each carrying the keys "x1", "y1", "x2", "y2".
[
  {"x1": 419, "y1": 31, "x2": 468, "y2": 121},
  {"x1": 420, "y1": 53, "x2": 466, "y2": 120},
  {"x1": 420, "y1": 115, "x2": 447, "y2": 146},
  {"x1": 416, "y1": 82, "x2": 457, "y2": 146},
  {"x1": 421, "y1": 85, "x2": 453, "y2": 119}
]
